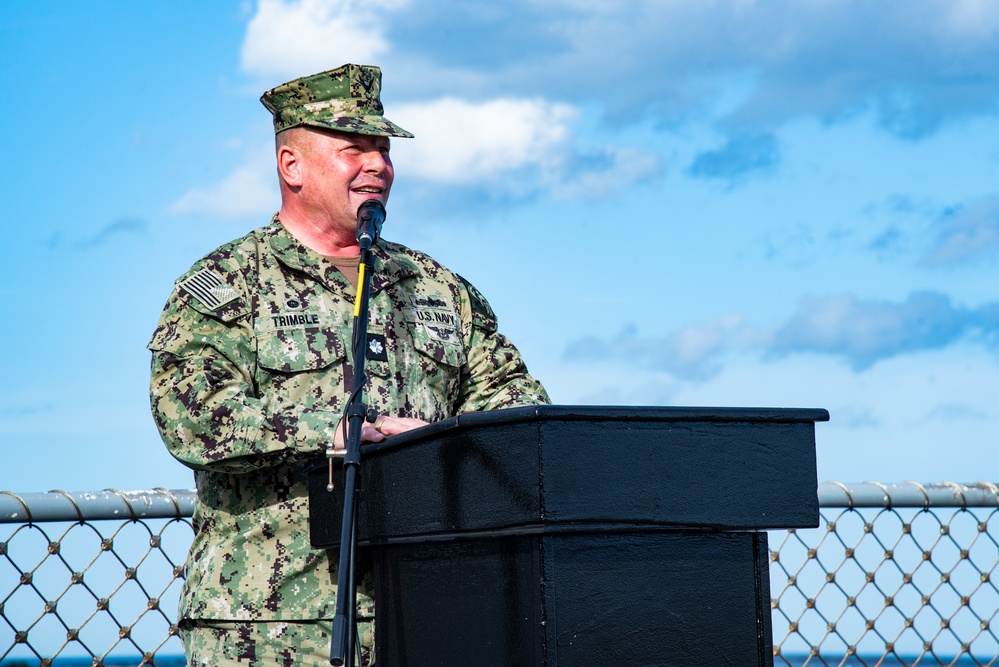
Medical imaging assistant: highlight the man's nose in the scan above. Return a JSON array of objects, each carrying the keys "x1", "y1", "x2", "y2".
[{"x1": 363, "y1": 149, "x2": 389, "y2": 173}]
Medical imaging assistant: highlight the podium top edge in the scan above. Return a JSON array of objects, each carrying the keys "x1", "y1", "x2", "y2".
[{"x1": 364, "y1": 404, "x2": 829, "y2": 452}]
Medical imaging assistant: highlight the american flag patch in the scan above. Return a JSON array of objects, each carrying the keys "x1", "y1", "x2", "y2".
[{"x1": 179, "y1": 269, "x2": 239, "y2": 310}]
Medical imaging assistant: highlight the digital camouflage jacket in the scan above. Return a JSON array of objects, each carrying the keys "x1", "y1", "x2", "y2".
[{"x1": 148, "y1": 218, "x2": 549, "y2": 621}]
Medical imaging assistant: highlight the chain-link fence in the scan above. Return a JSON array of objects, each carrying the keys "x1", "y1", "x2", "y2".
[
  {"x1": 2, "y1": 483, "x2": 997, "y2": 666},
  {"x1": 0, "y1": 490, "x2": 193, "y2": 666},
  {"x1": 772, "y1": 482, "x2": 998, "y2": 666}
]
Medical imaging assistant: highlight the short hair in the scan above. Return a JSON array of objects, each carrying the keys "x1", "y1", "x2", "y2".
[{"x1": 275, "y1": 126, "x2": 309, "y2": 153}]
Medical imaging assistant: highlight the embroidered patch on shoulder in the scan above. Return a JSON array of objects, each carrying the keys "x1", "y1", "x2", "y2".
[
  {"x1": 456, "y1": 274, "x2": 497, "y2": 332},
  {"x1": 179, "y1": 269, "x2": 239, "y2": 310}
]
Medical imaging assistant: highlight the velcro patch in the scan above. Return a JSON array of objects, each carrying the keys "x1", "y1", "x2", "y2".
[
  {"x1": 366, "y1": 333, "x2": 389, "y2": 362},
  {"x1": 179, "y1": 269, "x2": 239, "y2": 311},
  {"x1": 424, "y1": 324, "x2": 458, "y2": 343}
]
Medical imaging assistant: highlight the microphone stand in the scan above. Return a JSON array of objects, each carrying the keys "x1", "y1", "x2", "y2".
[{"x1": 329, "y1": 202, "x2": 383, "y2": 667}]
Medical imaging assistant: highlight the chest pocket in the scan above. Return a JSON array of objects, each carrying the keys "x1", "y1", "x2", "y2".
[
  {"x1": 410, "y1": 321, "x2": 466, "y2": 370},
  {"x1": 399, "y1": 321, "x2": 465, "y2": 415},
  {"x1": 256, "y1": 313, "x2": 346, "y2": 373}
]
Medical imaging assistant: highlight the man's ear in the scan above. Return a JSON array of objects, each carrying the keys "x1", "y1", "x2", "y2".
[{"x1": 277, "y1": 144, "x2": 304, "y2": 188}]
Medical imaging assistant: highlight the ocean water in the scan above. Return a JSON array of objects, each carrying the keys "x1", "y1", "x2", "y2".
[
  {"x1": 0, "y1": 659, "x2": 186, "y2": 667},
  {"x1": 776, "y1": 660, "x2": 993, "y2": 667},
  {"x1": 1, "y1": 656, "x2": 992, "y2": 666}
]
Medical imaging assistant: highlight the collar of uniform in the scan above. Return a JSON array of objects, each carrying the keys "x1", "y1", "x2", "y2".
[{"x1": 266, "y1": 217, "x2": 420, "y2": 293}]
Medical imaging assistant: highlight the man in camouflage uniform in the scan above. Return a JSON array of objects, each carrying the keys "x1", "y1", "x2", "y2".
[{"x1": 148, "y1": 63, "x2": 549, "y2": 666}]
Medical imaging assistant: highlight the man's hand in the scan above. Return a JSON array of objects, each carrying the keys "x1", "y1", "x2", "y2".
[
  {"x1": 332, "y1": 415, "x2": 428, "y2": 450},
  {"x1": 366, "y1": 415, "x2": 428, "y2": 442}
]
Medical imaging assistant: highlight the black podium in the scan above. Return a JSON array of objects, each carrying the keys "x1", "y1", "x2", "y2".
[{"x1": 308, "y1": 405, "x2": 827, "y2": 666}]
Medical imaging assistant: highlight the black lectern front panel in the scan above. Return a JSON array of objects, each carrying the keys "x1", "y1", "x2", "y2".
[
  {"x1": 371, "y1": 530, "x2": 773, "y2": 666},
  {"x1": 306, "y1": 406, "x2": 825, "y2": 666},
  {"x1": 544, "y1": 531, "x2": 772, "y2": 665},
  {"x1": 374, "y1": 537, "x2": 544, "y2": 666}
]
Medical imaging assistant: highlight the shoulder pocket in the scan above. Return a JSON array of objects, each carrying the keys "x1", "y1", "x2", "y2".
[{"x1": 147, "y1": 320, "x2": 195, "y2": 354}]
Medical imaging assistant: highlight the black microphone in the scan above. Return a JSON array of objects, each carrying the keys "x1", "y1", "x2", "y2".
[{"x1": 356, "y1": 199, "x2": 385, "y2": 251}]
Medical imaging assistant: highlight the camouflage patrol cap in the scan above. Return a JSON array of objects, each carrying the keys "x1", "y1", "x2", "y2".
[{"x1": 260, "y1": 63, "x2": 413, "y2": 138}]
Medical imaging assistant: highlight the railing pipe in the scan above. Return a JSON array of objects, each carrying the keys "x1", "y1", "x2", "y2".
[
  {"x1": 0, "y1": 488, "x2": 195, "y2": 523},
  {"x1": 2, "y1": 483, "x2": 997, "y2": 525},
  {"x1": 817, "y1": 480, "x2": 999, "y2": 508}
]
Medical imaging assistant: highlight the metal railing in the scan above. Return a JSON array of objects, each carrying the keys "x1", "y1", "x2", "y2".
[
  {"x1": 1, "y1": 483, "x2": 997, "y2": 666},
  {"x1": 0, "y1": 490, "x2": 194, "y2": 666},
  {"x1": 772, "y1": 482, "x2": 999, "y2": 666}
]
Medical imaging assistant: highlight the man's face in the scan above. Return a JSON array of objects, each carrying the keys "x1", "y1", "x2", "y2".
[{"x1": 298, "y1": 128, "x2": 394, "y2": 235}]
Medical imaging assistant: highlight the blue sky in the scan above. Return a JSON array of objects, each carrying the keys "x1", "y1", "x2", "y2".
[{"x1": 1, "y1": 1, "x2": 997, "y2": 493}]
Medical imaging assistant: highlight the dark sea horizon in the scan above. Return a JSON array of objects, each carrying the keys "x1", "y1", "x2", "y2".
[{"x1": 1, "y1": 655, "x2": 994, "y2": 667}]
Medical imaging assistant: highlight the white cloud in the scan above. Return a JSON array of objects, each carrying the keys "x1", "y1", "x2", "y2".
[
  {"x1": 388, "y1": 97, "x2": 662, "y2": 196},
  {"x1": 169, "y1": 149, "x2": 278, "y2": 221},
  {"x1": 234, "y1": 2, "x2": 664, "y2": 199},
  {"x1": 765, "y1": 291, "x2": 999, "y2": 370},
  {"x1": 390, "y1": 97, "x2": 576, "y2": 184},
  {"x1": 663, "y1": 348, "x2": 999, "y2": 482},
  {"x1": 168, "y1": 94, "x2": 657, "y2": 215},
  {"x1": 241, "y1": 0, "x2": 409, "y2": 80},
  {"x1": 943, "y1": 0, "x2": 999, "y2": 38},
  {"x1": 548, "y1": 325, "x2": 999, "y2": 482},
  {"x1": 922, "y1": 195, "x2": 999, "y2": 266},
  {"x1": 565, "y1": 291, "x2": 999, "y2": 378},
  {"x1": 547, "y1": 146, "x2": 662, "y2": 200},
  {"x1": 395, "y1": 1, "x2": 999, "y2": 138},
  {"x1": 236, "y1": 1, "x2": 999, "y2": 144},
  {"x1": 565, "y1": 316, "x2": 767, "y2": 380}
]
